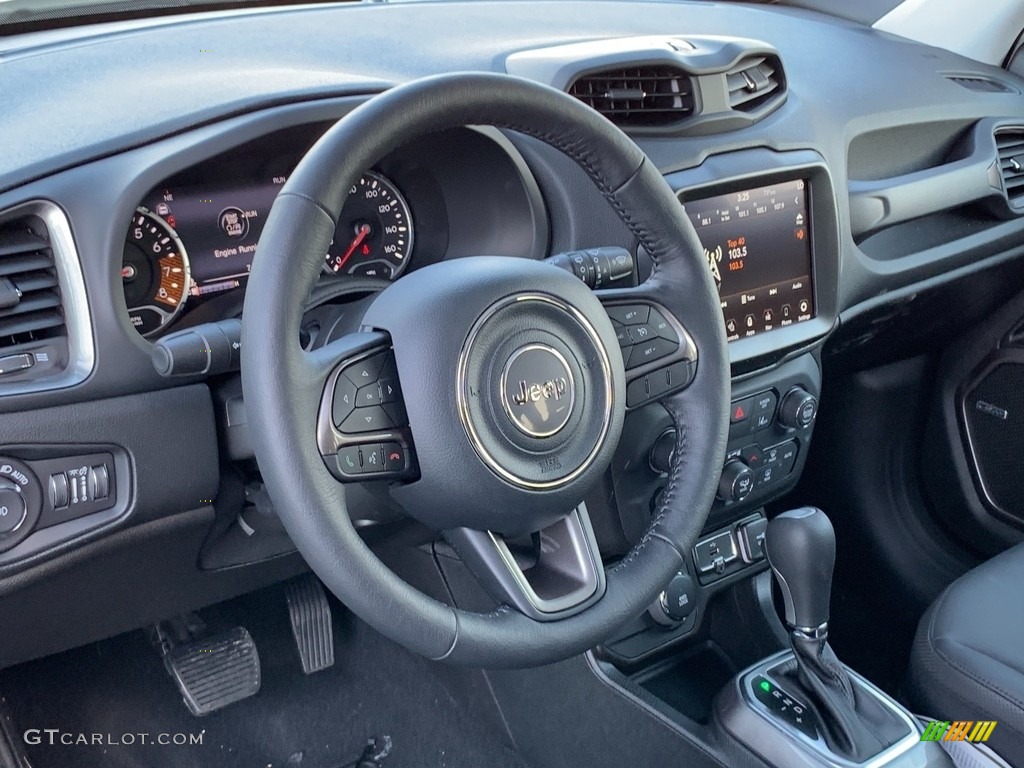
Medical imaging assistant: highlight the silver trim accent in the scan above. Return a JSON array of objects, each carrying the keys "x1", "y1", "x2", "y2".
[
  {"x1": 0, "y1": 201, "x2": 95, "y2": 395},
  {"x1": 486, "y1": 504, "x2": 603, "y2": 615},
  {"x1": 499, "y1": 343, "x2": 576, "y2": 438},
  {"x1": 456, "y1": 293, "x2": 614, "y2": 490},
  {"x1": 737, "y1": 651, "x2": 920, "y2": 768}
]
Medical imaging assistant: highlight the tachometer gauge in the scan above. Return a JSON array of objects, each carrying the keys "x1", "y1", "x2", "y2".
[
  {"x1": 323, "y1": 171, "x2": 413, "y2": 279},
  {"x1": 122, "y1": 207, "x2": 191, "y2": 338}
]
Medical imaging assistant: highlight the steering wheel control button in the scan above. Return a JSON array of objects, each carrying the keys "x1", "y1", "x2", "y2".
[
  {"x1": 340, "y1": 405, "x2": 393, "y2": 434},
  {"x1": 0, "y1": 484, "x2": 26, "y2": 535},
  {"x1": 362, "y1": 445, "x2": 383, "y2": 472},
  {"x1": 381, "y1": 442, "x2": 406, "y2": 471},
  {"x1": 648, "y1": 308, "x2": 679, "y2": 344},
  {"x1": 356, "y1": 382, "x2": 383, "y2": 407},
  {"x1": 342, "y1": 353, "x2": 386, "y2": 387},
  {"x1": 500, "y1": 344, "x2": 576, "y2": 438},
  {"x1": 626, "y1": 337, "x2": 677, "y2": 369},
  {"x1": 605, "y1": 304, "x2": 649, "y2": 326},
  {"x1": 332, "y1": 376, "x2": 357, "y2": 426},
  {"x1": 336, "y1": 445, "x2": 363, "y2": 476},
  {"x1": 614, "y1": 325, "x2": 631, "y2": 348}
]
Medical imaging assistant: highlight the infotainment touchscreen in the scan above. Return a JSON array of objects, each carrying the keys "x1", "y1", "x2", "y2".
[{"x1": 684, "y1": 179, "x2": 814, "y2": 342}]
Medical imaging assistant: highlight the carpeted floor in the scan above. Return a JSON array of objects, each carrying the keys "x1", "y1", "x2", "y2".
[{"x1": 0, "y1": 582, "x2": 527, "y2": 768}]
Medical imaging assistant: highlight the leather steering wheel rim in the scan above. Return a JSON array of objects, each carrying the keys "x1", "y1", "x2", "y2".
[{"x1": 242, "y1": 72, "x2": 730, "y2": 668}]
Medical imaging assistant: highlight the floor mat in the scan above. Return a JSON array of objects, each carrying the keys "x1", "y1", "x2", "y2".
[{"x1": 0, "y1": 583, "x2": 526, "y2": 768}]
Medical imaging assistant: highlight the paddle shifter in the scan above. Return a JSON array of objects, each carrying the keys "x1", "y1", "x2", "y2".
[{"x1": 764, "y1": 508, "x2": 907, "y2": 762}]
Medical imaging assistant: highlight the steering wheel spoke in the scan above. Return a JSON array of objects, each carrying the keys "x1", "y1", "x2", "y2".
[
  {"x1": 595, "y1": 286, "x2": 699, "y2": 410},
  {"x1": 445, "y1": 503, "x2": 605, "y2": 622},
  {"x1": 310, "y1": 333, "x2": 419, "y2": 484}
]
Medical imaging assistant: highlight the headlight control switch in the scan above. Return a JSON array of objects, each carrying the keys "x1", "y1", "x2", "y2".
[{"x1": 0, "y1": 457, "x2": 43, "y2": 548}]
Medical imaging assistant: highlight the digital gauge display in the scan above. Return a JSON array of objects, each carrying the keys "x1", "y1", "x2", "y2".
[{"x1": 684, "y1": 179, "x2": 814, "y2": 342}]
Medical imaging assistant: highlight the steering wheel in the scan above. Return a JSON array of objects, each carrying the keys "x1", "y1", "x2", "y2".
[{"x1": 242, "y1": 72, "x2": 729, "y2": 668}]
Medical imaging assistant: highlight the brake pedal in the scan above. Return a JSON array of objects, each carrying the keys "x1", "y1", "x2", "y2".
[
  {"x1": 286, "y1": 574, "x2": 336, "y2": 674},
  {"x1": 160, "y1": 625, "x2": 261, "y2": 716}
]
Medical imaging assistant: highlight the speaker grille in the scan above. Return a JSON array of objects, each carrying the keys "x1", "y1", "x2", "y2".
[{"x1": 963, "y1": 362, "x2": 1024, "y2": 519}]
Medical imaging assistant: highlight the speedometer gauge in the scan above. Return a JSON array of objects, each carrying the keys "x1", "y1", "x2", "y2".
[
  {"x1": 323, "y1": 171, "x2": 413, "y2": 279},
  {"x1": 122, "y1": 207, "x2": 191, "y2": 338}
]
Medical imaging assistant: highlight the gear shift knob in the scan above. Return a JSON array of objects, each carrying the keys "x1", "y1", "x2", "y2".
[{"x1": 765, "y1": 507, "x2": 835, "y2": 632}]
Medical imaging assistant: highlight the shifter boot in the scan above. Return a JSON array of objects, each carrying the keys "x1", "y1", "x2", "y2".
[{"x1": 775, "y1": 633, "x2": 908, "y2": 761}]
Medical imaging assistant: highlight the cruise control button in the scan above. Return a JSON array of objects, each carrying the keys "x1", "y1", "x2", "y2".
[
  {"x1": 357, "y1": 382, "x2": 383, "y2": 407},
  {"x1": 614, "y1": 326, "x2": 632, "y2": 349},
  {"x1": 626, "y1": 324, "x2": 657, "y2": 344},
  {"x1": 627, "y1": 337, "x2": 676, "y2": 369},
  {"x1": 606, "y1": 304, "x2": 649, "y2": 326},
  {"x1": 343, "y1": 352, "x2": 387, "y2": 387},
  {"x1": 332, "y1": 376, "x2": 358, "y2": 426},
  {"x1": 382, "y1": 442, "x2": 406, "y2": 471},
  {"x1": 336, "y1": 445, "x2": 362, "y2": 476},
  {"x1": 340, "y1": 406, "x2": 394, "y2": 434},
  {"x1": 648, "y1": 308, "x2": 679, "y2": 343}
]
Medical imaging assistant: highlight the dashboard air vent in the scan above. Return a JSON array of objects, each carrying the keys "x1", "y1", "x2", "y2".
[
  {"x1": 567, "y1": 66, "x2": 695, "y2": 128},
  {"x1": 727, "y1": 56, "x2": 784, "y2": 112},
  {"x1": 0, "y1": 215, "x2": 65, "y2": 349},
  {"x1": 946, "y1": 75, "x2": 1013, "y2": 93},
  {"x1": 996, "y1": 128, "x2": 1024, "y2": 205}
]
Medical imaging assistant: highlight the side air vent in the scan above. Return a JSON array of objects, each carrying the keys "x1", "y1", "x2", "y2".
[
  {"x1": 946, "y1": 74, "x2": 1013, "y2": 94},
  {"x1": 727, "y1": 56, "x2": 784, "y2": 112},
  {"x1": 996, "y1": 128, "x2": 1024, "y2": 206},
  {"x1": 567, "y1": 66, "x2": 695, "y2": 128},
  {"x1": 0, "y1": 202, "x2": 93, "y2": 393},
  {"x1": 0, "y1": 217, "x2": 65, "y2": 348}
]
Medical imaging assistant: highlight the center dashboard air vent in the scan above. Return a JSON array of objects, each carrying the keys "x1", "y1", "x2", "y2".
[
  {"x1": 568, "y1": 66, "x2": 695, "y2": 128},
  {"x1": 727, "y1": 56, "x2": 784, "y2": 112},
  {"x1": 996, "y1": 127, "x2": 1024, "y2": 207},
  {"x1": 0, "y1": 202, "x2": 93, "y2": 393},
  {"x1": 506, "y1": 35, "x2": 787, "y2": 137}
]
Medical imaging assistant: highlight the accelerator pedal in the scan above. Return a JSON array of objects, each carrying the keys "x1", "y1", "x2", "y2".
[
  {"x1": 286, "y1": 574, "x2": 336, "y2": 674},
  {"x1": 159, "y1": 621, "x2": 261, "y2": 717}
]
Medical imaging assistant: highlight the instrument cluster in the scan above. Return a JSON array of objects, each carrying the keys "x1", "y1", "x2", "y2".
[{"x1": 121, "y1": 123, "x2": 547, "y2": 338}]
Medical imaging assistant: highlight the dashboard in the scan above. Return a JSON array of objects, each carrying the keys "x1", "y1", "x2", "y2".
[{"x1": 0, "y1": 0, "x2": 1023, "y2": 666}]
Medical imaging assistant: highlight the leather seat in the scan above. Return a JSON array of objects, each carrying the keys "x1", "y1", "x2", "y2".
[{"x1": 906, "y1": 542, "x2": 1024, "y2": 765}]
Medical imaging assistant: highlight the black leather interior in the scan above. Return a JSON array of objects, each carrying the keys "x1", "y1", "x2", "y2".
[{"x1": 906, "y1": 542, "x2": 1024, "y2": 765}]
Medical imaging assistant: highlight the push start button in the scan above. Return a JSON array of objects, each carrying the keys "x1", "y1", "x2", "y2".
[{"x1": 0, "y1": 483, "x2": 27, "y2": 534}]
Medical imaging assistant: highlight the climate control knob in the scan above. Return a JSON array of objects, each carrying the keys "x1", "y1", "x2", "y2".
[
  {"x1": 718, "y1": 459, "x2": 754, "y2": 503},
  {"x1": 778, "y1": 387, "x2": 818, "y2": 430}
]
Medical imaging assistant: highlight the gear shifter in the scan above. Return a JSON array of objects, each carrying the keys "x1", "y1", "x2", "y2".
[
  {"x1": 765, "y1": 508, "x2": 907, "y2": 762},
  {"x1": 764, "y1": 506, "x2": 834, "y2": 633}
]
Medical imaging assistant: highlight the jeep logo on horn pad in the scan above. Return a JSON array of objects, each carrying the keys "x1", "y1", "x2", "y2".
[{"x1": 501, "y1": 344, "x2": 576, "y2": 438}]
